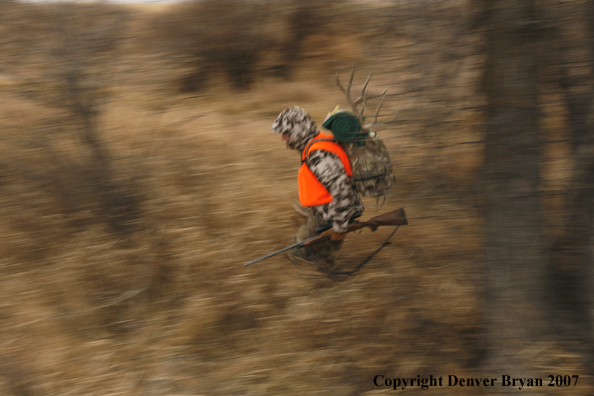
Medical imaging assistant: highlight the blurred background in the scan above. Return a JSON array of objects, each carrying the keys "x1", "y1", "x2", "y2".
[{"x1": 0, "y1": 0, "x2": 593, "y2": 394}]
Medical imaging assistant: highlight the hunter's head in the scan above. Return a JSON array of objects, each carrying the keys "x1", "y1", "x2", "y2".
[{"x1": 271, "y1": 106, "x2": 318, "y2": 151}]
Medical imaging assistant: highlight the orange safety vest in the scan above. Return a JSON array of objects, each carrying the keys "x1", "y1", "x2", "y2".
[{"x1": 298, "y1": 132, "x2": 353, "y2": 207}]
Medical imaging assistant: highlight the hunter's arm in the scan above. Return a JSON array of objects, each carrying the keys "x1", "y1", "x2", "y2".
[{"x1": 307, "y1": 150, "x2": 364, "y2": 233}]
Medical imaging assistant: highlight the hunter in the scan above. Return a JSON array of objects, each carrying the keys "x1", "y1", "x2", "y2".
[{"x1": 271, "y1": 106, "x2": 364, "y2": 268}]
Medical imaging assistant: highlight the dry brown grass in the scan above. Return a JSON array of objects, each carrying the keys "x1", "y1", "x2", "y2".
[{"x1": 0, "y1": 1, "x2": 590, "y2": 395}]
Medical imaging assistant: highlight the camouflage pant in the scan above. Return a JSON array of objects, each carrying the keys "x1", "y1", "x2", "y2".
[{"x1": 287, "y1": 209, "x2": 343, "y2": 268}]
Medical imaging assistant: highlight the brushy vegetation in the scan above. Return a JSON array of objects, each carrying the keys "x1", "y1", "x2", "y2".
[
  {"x1": 150, "y1": 0, "x2": 361, "y2": 91},
  {"x1": 0, "y1": 0, "x2": 590, "y2": 395}
]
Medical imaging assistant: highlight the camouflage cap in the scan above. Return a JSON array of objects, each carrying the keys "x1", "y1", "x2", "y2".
[{"x1": 271, "y1": 106, "x2": 318, "y2": 151}]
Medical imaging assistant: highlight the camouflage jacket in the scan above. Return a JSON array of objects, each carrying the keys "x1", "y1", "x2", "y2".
[
  {"x1": 271, "y1": 106, "x2": 364, "y2": 233},
  {"x1": 306, "y1": 148, "x2": 364, "y2": 233}
]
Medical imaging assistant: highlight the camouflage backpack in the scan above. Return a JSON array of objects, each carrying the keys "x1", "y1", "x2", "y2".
[
  {"x1": 322, "y1": 109, "x2": 395, "y2": 199},
  {"x1": 342, "y1": 138, "x2": 395, "y2": 198}
]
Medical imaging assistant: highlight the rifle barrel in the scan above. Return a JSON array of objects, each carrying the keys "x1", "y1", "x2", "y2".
[{"x1": 244, "y1": 234, "x2": 322, "y2": 267}]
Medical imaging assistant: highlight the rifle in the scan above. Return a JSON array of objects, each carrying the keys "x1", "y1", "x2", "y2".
[{"x1": 244, "y1": 208, "x2": 408, "y2": 267}]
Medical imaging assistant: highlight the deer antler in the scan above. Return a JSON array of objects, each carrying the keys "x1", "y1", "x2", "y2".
[{"x1": 335, "y1": 67, "x2": 399, "y2": 132}]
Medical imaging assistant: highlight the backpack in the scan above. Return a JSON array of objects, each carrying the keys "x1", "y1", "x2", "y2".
[
  {"x1": 342, "y1": 137, "x2": 395, "y2": 198},
  {"x1": 322, "y1": 110, "x2": 395, "y2": 199}
]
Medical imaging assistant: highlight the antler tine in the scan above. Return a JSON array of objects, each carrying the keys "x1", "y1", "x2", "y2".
[
  {"x1": 357, "y1": 87, "x2": 386, "y2": 120},
  {"x1": 347, "y1": 66, "x2": 355, "y2": 93},
  {"x1": 335, "y1": 73, "x2": 346, "y2": 94},
  {"x1": 335, "y1": 68, "x2": 355, "y2": 95},
  {"x1": 353, "y1": 71, "x2": 374, "y2": 107},
  {"x1": 336, "y1": 68, "x2": 357, "y2": 113},
  {"x1": 368, "y1": 88, "x2": 389, "y2": 126},
  {"x1": 364, "y1": 105, "x2": 400, "y2": 132},
  {"x1": 358, "y1": 94, "x2": 367, "y2": 120}
]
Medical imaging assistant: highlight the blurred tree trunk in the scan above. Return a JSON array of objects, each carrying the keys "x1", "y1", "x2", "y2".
[
  {"x1": 548, "y1": 0, "x2": 594, "y2": 362},
  {"x1": 481, "y1": 0, "x2": 548, "y2": 376}
]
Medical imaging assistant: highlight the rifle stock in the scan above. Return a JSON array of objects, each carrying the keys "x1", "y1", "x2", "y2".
[
  {"x1": 347, "y1": 207, "x2": 408, "y2": 232},
  {"x1": 302, "y1": 208, "x2": 408, "y2": 246}
]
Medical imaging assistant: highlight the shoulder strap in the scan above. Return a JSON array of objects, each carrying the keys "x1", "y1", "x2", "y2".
[{"x1": 301, "y1": 138, "x2": 338, "y2": 165}]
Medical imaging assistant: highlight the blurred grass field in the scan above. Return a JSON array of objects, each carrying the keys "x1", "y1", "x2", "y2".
[{"x1": 0, "y1": 0, "x2": 588, "y2": 395}]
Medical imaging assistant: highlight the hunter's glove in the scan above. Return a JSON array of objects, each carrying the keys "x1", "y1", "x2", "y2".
[{"x1": 320, "y1": 229, "x2": 347, "y2": 242}]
